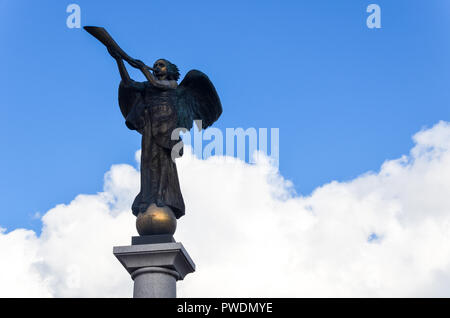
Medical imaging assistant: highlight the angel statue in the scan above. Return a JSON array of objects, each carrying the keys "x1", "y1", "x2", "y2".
[{"x1": 84, "y1": 27, "x2": 222, "y2": 238}]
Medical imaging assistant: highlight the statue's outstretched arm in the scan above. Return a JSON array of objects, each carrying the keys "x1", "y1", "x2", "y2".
[
  {"x1": 108, "y1": 48, "x2": 132, "y2": 84},
  {"x1": 116, "y1": 58, "x2": 131, "y2": 83},
  {"x1": 117, "y1": 57, "x2": 176, "y2": 89},
  {"x1": 139, "y1": 65, "x2": 177, "y2": 90}
]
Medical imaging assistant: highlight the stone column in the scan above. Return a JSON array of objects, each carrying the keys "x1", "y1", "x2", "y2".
[{"x1": 113, "y1": 242, "x2": 195, "y2": 298}]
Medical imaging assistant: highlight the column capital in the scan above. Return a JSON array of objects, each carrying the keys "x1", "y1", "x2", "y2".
[{"x1": 113, "y1": 242, "x2": 195, "y2": 280}]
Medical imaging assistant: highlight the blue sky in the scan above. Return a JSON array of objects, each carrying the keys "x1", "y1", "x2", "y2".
[{"x1": 1, "y1": 0, "x2": 449, "y2": 233}]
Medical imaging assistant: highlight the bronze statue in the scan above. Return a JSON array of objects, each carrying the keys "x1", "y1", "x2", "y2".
[{"x1": 84, "y1": 27, "x2": 222, "y2": 237}]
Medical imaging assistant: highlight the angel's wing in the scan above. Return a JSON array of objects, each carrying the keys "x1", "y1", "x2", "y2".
[
  {"x1": 175, "y1": 70, "x2": 222, "y2": 131},
  {"x1": 118, "y1": 80, "x2": 146, "y2": 133}
]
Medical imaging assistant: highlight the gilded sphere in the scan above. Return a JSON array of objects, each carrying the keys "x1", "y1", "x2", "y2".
[{"x1": 136, "y1": 204, "x2": 177, "y2": 236}]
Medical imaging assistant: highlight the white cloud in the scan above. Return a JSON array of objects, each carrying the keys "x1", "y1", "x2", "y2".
[{"x1": 2, "y1": 121, "x2": 450, "y2": 297}]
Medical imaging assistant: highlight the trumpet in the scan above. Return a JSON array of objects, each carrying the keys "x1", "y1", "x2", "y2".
[{"x1": 84, "y1": 26, "x2": 154, "y2": 71}]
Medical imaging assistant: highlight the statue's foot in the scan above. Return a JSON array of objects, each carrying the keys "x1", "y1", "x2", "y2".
[{"x1": 136, "y1": 204, "x2": 177, "y2": 236}]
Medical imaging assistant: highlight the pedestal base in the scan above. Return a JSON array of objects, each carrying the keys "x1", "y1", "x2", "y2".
[{"x1": 113, "y1": 242, "x2": 195, "y2": 298}]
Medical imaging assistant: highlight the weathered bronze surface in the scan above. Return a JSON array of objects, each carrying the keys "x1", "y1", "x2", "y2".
[{"x1": 84, "y1": 26, "x2": 222, "y2": 235}]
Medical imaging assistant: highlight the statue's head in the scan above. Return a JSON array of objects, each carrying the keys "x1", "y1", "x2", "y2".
[{"x1": 153, "y1": 59, "x2": 180, "y2": 81}]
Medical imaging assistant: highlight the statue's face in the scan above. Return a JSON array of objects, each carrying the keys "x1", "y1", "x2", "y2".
[{"x1": 153, "y1": 59, "x2": 168, "y2": 80}]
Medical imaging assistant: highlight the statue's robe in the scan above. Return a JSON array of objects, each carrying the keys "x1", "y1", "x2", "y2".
[{"x1": 118, "y1": 79, "x2": 185, "y2": 219}]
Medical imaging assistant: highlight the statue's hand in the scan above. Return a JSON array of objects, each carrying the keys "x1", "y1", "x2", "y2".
[
  {"x1": 107, "y1": 47, "x2": 122, "y2": 60},
  {"x1": 128, "y1": 59, "x2": 146, "y2": 69}
]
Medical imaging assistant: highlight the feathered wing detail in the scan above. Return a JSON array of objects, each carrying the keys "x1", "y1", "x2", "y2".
[
  {"x1": 118, "y1": 80, "x2": 146, "y2": 134},
  {"x1": 175, "y1": 70, "x2": 222, "y2": 131}
]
